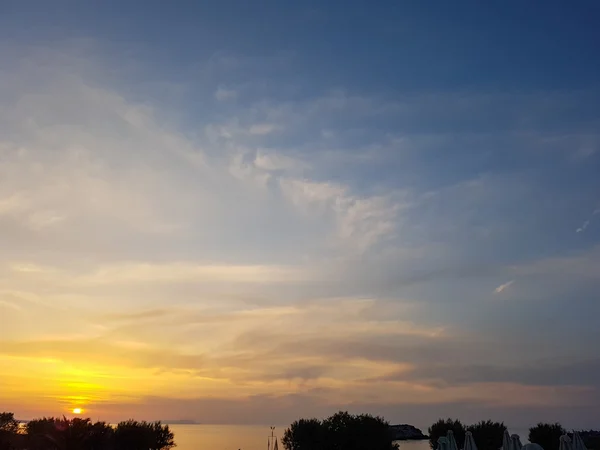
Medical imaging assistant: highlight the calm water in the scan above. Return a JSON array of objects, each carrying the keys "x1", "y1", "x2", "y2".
[
  {"x1": 169, "y1": 425, "x2": 530, "y2": 450},
  {"x1": 170, "y1": 425, "x2": 286, "y2": 450}
]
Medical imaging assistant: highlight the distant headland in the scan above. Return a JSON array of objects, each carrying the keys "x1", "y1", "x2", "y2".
[
  {"x1": 389, "y1": 424, "x2": 428, "y2": 440},
  {"x1": 161, "y1": 419, "x2": 199, "y2": 425}
]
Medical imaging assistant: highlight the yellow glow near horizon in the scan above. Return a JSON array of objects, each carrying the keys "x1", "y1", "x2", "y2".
[{"x1": 72, "y1": 408, "x2": 83, "y2": 415}]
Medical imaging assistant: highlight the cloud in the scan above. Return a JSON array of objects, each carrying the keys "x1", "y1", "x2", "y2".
[
  {"x1": 0, "y1": 339, "x2": 206, "y2": 373},
  {"x1": 278, "y1": 178, "x2": 406, "y2": 254},
  {"x1": 576, "y1": 220, "x2": 590, "y2": 233},
  {"x1": 0, "y1": 52, "x2": 410, "y2": 268},
  {"x1": 576, "y1": 207, "x2": 600, "y2": 232},
  {"x1": 1, "y1": 43, "x2": 600, "y2": 426},
  {"x1": 0, "y1": 299, "x2": 21, "y2": 311},
  {"x1": 494, "y1": 280, "x2": 515, "y2": 293},
  {"x1": 253, "y1": 150, "x2": 308, "y2": 172},
  {"x1": 395, "y1": 358, "x2": 600, "y2": 388},
  {"x1": 248, "y1": 123, "x2": 279, "y2": 135},
  {"x1": 214, "y1": 86, "x2": 237, "y2": 101},
  {"x1": 102, "y1": 309, "x2": 171, "y2": 322}
]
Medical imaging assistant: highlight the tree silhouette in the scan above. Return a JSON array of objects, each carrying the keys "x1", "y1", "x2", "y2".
[
  {"x1": 0, "y1": 414, "x2": 174, "y2": 450},
  {"x1": 282, "y1": 418, "x2": 326, "y2": 450},
  {"x1": 529, "y1": 423, "x2": 566, "y2": 450},
  {"x1": 0, "y1": 414, "x2": 18, "y2": 434},
  {"x1": 113, "y1": 420, "x2": 175, "y2": 450},
  {"x1": 282, "y1": 411, "x2": 397, "y2": 450},
  {"x1": 428, "y1": 419, "x2": 466, "y2": 450},
  {"x1": 467, "y1": 421, "x2": 507, "y2": 450},
  {"x1": 0, "y1": 413, "x2": 20, "y2": 450}
]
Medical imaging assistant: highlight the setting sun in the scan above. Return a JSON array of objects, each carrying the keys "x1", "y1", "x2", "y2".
[{"x1": 72, "y1": 408, "x2": 83, "y2": 415}]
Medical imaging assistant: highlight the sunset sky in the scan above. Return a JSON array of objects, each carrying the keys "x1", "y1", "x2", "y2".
[{"x1": 1, "y1": 1, "x2": 599, "y2": 429}]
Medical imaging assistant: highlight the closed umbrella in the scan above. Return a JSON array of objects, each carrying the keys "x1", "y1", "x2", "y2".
[
  {"x1": 464, "y1": 431, "x2": 478, "y2": 450},
  {"x1": 560, "y1": 435, "x2": 573, "y2": 450},
  {"x1": 503, "y1": 430, "x2": 512, "y2": 450},
  {"x1": 447, "y1": 430, "x2": 459, "y2": 450},
  {"x1": 512, "y1": 434, "x2": 523, "y2": 450},
  {"x1": 438, "y1": 436, "x2": 450, "y2": 450},
  {"x1": 572, "y1": 432, "x2": 588, "y2": 450}
]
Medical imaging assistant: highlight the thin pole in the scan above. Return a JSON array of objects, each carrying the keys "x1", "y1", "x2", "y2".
[{"x1": 268, "y1": 427, "x2": 276, "y2": 450}]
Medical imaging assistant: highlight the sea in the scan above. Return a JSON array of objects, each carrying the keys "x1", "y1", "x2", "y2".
[{"x1": 168, "y1": 425, "x2": 531, "y2": 450}]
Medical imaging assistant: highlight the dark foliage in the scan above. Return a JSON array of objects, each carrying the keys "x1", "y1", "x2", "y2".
[
  {"x1": 467, "y1": 421, "x2": 507, "y2": 450},
  {"x1": 25, "y1": 417, "x2": 106, "y2": 450},
  {"x1": 577, "y1": 431, "x2": 600, "y2": 450},
  {"x1": 282, "y1": 411, "x2": 397, "y2": 450},
  {"x1": 0, "y1": 413, "x2": 20, "y2": 450},
  {"x1": 0, "y1": 414, "x2": 18, "y2": 435},
  {"x1": 0, "y1": 413, "x2": 174, "y2": 450},
  {"x1": 113, "y1": 420, "x2": 175, "y2": 450},
  {"x1": 428, "y1": 419, "x2": 466, "y2": 450},
  {"x1": 529, "y1": 423, "x2": 566, "y2": 450},
  {"x1": 282, "y1": 418, "x2": 327, "y2": 450}
]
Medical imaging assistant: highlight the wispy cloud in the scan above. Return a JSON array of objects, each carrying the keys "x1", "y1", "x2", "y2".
[
  {"x1": 576, "y1": 220, "x2": 590, "y2": 233},
  {"x1": 576, "y1": 207, "x2": 600, "y2": 232},
  {"x1": 494, "y1": 280, "x2": 515, "y2": 294}
]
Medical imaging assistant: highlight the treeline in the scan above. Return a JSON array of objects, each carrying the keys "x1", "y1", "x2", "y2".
[
  {"x1": 282, "y1": 411, "x2": 398, "y2": 450},
  {"x1": 281, "y1": 413, "x2": 600, "y2": 450},
  {"x1": 428, "y1": 418, "x2": 600, "y2": 450},
  {"x1": 0, "y1": 412, "x2": 175, "y2": 450}
]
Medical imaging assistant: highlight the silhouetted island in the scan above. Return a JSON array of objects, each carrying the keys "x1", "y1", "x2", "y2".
[
  {"x1": 389, "y1": 424, "x2": 428, "y2": 440},
  {"x1": 162, "y1": 419, "x2": 198, "y2": 425}
]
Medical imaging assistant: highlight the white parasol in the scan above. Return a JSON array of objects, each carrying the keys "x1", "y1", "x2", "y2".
[
  {"x1": 447, "y1": 430, "x2": 459, "y2": 450},
  {"x1": 572, "y1": 432, "x2": 588, "y2": 450},
  {"x1": 503, "y1": 430, "x2": 512, "y2": 450},
  {"x1": 512, "y1": 434, "x2": 523, "y2": 450},
  {"x1": 560, "y1": 435, "x2": 573, "y2": 450},
  {"x1": 438, "y1": 436, "x2": 450, "y2": 450},
  {"x1": 464, "y1": 431, "x2": 478, "y2": 450}
]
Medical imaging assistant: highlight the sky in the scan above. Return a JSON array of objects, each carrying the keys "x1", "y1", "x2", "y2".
[{"x1": 1, "y1": 0, "x2": 600, "y2": 430}]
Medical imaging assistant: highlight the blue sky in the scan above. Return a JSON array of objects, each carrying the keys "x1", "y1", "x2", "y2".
[{"x1": 0, "y1": 0, "x2": 599, "y2": 429}]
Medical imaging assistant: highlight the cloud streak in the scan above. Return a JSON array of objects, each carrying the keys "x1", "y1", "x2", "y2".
[
  {"x1": 494, "y1": 280, "x2": 515, "y2": 294},
  {"x1": 576, "y1": 207, "x2": 599, "y2": 233}
]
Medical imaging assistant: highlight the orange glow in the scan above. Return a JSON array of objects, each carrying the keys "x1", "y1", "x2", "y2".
[{"x1": 72, "y1": 408, "x2": 83, "y2": 414}]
